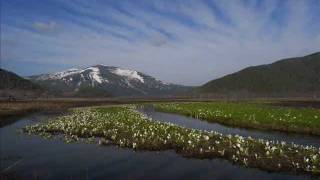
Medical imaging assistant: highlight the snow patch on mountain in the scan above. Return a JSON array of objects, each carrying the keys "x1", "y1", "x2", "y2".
[
  {"x1": 85, "y1": 67, "x2": 107, "y2": 85},
  {"x1": 51, "y1": 68, "x2": 82, "y2": 79},
  {"x1": 112, "y1": 68, "x2": 144, "y2": 83},
  {"x1": 35, "y1": 67, "x2": 109, "y2": 86}
]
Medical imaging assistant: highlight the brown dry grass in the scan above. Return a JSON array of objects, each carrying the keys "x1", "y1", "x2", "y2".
[
  {"x1": 0, "y1": 97, "x2": 195, "y2": 119},
  {"x1": 0, "y1": 99, "x2": 117, "y2": 118}
]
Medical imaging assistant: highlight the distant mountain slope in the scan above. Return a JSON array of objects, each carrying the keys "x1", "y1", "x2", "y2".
[
  {"x1": 0, "y1": 68, "x2": 40, "y2": 90},
  {"x1": 0, "y1": 68, "x2": 43, "y2": 99},
  {"x1": 29, "y1": 65, "x2": 192, "y2": 97},
  {"x1": 199, "y1": 52, "x2": 320, "y2": 97}
]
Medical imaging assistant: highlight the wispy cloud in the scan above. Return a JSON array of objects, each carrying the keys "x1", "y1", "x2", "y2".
[
  {"x1": 32, "y1": 21, "x2": 58, "y2": 32},
  {"x1": 1, "y1": 0, "x2": 320, "y2": 85}
]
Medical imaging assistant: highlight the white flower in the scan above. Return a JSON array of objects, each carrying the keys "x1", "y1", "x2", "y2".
[
  {"x1": 204, "y1": 135, "x2": 209, "y2": 141},
  {"x1": 266, "y1": 151, "x2": 270, "y2": 156},
  {"x1": 132, "y1": 142, "x2": 137, "y2": 149}
]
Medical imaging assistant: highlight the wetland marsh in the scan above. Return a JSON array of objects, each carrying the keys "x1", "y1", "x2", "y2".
[
  {"x1": 154, "y1": 102, "x2": 320, "y2": 135},
  {"x1": 2, "y1": 101, "x2": 320, "y2": 179},
  {"x1": 23, "y1": 105, "x2": 320, "y2": 176}
]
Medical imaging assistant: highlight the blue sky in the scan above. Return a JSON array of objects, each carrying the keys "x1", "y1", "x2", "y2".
[{"x1": 1, "y1": 0, "x2": 320, "y2": 85}]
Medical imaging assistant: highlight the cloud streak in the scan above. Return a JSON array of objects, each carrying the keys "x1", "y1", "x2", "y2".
[
  {"x1": 32, "y1": 21, "x2": 58, "y2": 32},
  {"x1": 1, "y1": 0, "x2": 320, "y2": 85}
]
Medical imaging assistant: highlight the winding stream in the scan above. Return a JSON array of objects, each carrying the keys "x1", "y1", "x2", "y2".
[
  {"x1": 139, "y1": 106, "x2": 320, "y2": 148},
  {"x1": 0, "y1": 112, "x2": 318, "y2": 180}
]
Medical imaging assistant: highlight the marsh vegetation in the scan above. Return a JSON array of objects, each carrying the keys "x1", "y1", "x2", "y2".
[
  {"x1": 24, "y1": 106, "x2": 320, "y2": 176},
  {"x1": 154, "y1": 102, "x2": 320, "y2": 135}
]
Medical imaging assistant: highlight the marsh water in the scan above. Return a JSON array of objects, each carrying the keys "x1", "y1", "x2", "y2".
[
  {"x1": 139, "y1": 107, "x2": 320, "y2": 148},
  {"x1": 0, "y1": 111, "x2": 319, "y2": 180}
]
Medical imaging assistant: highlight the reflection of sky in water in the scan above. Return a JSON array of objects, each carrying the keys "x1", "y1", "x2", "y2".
[{"x1": 0, "y1": 113, "x2": 315, "y2": 180}]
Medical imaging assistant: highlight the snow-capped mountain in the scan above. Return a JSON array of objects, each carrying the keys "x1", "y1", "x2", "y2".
[{"x1": 29, "y1": 65, "x2": 192, "y2": 97}]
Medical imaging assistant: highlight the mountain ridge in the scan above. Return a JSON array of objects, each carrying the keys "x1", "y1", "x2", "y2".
[
  {"x1": 0, "y1": 68, "x2": 43, "y2": 98},
  {"x1": 29, "y1": 65, "x2": 192, "y2": 97},
  {"x1": 0, "y1": 68, "x2": 41, "y2": 90},
  {"x1": 199, "y1": 52, "x2": 320, "y2": 98}
]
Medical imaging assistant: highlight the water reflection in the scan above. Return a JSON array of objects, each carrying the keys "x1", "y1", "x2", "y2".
[{"x1": 0, "y1": 113, "x2": 317, "y2": 180}]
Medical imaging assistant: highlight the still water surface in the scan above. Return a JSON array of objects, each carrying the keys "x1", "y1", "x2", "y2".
[
  {"x1": 0, "y1": 112, "x2": 318, "y2": 180},
  {"x1": 139, "y1": 107, "x2": 320, "y2": 148}
]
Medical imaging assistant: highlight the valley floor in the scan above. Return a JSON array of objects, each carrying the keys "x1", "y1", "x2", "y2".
[
  {"x1": 2, "y1": 98, "x2": 320, "y2": 177},
  {"x1": 0, "y1": 97, "x2": 190, "y2": 119},
  {"x1": 1, "y1": 98, "x2": 319, "y2": 131}
]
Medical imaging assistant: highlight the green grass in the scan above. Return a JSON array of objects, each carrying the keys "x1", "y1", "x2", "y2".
[
  {"x1": 153, "y1": 102, "x2": 320, "y2": 135},
  {"x1": 24, "y1": 106, "x2": 320, "y2": 175}
]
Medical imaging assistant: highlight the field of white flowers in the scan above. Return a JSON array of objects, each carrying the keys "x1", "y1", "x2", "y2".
[{"x1": 24, "y1": 106, "x2": 320, "y2": 176}]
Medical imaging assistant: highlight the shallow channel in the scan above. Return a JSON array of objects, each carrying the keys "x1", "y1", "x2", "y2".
[
  {"x1": 0, "y1": 113, "x2": 318, "y2": 180},
  {"x1": 139, "y1": 106, "x2": 320, "y2": 148}
]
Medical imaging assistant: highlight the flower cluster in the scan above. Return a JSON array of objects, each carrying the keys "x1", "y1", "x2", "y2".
[{"x1": 24, "y1": 106, "x2": 320, "y2": 176}]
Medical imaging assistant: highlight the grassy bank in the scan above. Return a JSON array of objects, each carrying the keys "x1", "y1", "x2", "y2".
[
  {"x1": 24, "y1": 106, "x2": 320, "y2": 175},
  {"x1": 153, "y1": 102, "x2": 320, "y2": 135}
]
